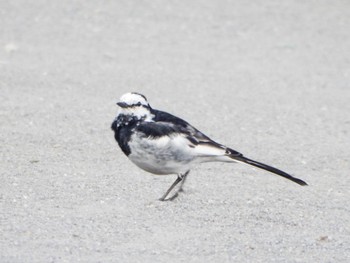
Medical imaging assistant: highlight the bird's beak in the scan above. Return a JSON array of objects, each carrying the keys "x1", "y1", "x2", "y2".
[{"x1": 117, "y1": 102, "x2": 128, "y2": 108}]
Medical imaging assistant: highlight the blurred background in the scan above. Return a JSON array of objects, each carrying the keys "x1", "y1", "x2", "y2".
[{"x1": 1, "y1": 1, "x2": 349, "y2": 262}]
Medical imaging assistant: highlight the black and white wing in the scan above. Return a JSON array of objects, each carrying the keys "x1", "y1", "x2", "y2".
[{"x1": 150, "y1": 109, "x2": 242, "y2": 158}]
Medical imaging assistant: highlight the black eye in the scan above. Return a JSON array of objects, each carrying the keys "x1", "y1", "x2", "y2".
[{"x1": 136, "y1": 102, "x2": 142, "y2": 106}]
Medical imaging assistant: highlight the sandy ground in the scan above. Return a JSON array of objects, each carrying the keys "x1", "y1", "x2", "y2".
[{"x1": 1, "y1": 0, "x2": 350, "y2": 262}]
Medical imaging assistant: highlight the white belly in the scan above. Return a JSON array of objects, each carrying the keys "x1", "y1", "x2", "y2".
[{"x1": 128, "y1": 133, "x2": 195, "y2": 175}]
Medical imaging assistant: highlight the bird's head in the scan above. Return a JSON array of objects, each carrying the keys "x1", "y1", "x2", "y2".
[{"x1": 116, "y1": 92, "x2": 153, "y2": 121}]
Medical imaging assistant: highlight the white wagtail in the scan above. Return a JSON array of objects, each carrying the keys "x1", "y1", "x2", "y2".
[{"x1": 111, "y1": 92, "x2": 307, "y2": 201}]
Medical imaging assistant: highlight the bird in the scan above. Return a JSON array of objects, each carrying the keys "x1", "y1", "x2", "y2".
[{"x1": 111, "y1": 92, "x2": 307, "y2": 201}]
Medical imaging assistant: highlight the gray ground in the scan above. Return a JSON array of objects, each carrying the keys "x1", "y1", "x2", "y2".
[{"x1": 1, "y1": 0, "x2": 350, "y2": 262}]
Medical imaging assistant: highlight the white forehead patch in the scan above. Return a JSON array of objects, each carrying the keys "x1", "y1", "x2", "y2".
[
  {"x1": 117, "y1": 92, "x2": 154, "y2": 121},
  {"x1": 119, "y1": 92, "x2": 149, "y2": 106}
]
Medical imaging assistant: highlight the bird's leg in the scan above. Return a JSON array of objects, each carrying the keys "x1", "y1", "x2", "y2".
[
  {"x1": 178, "y1": 170, "x2": 190, "y2": 192},
  {"x1": 159, "y1": 171, "x2": 189, "y2": 201},
  {"x1": 159, "y1": 176, "x2": 182, "y2": 201}
]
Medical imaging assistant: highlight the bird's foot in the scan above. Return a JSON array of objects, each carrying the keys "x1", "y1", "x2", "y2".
[{"x1": 159, "y1": 192, "x2": 179, "y2": 201}]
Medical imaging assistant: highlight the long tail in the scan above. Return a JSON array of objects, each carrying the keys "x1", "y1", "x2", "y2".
[{"x1": 232, "y1": 155, "x2": 308, "y2": 186}]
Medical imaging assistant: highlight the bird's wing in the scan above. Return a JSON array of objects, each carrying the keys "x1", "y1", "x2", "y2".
[
  {"x1": 149, "y1": 110, "x2": 242, "y2": 157},
  {"x1": 135, "y1": 121, "x2": 189, "y2": 138},
  {"x1": 152, "y1": 110, "x2": 210, "y2": 141}
]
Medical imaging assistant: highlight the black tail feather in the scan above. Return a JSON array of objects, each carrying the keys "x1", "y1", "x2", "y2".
[{"x1": 233, "y1": 156, "x2": 308, "y2": 186}]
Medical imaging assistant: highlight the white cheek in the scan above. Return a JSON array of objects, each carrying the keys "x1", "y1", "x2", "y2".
[
  {"x1": 118, "y1": 107, "x2": 152, "y2": 118},
  {"x1": 133, "y1": 108, "x2": 154, "y2": 120}
]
